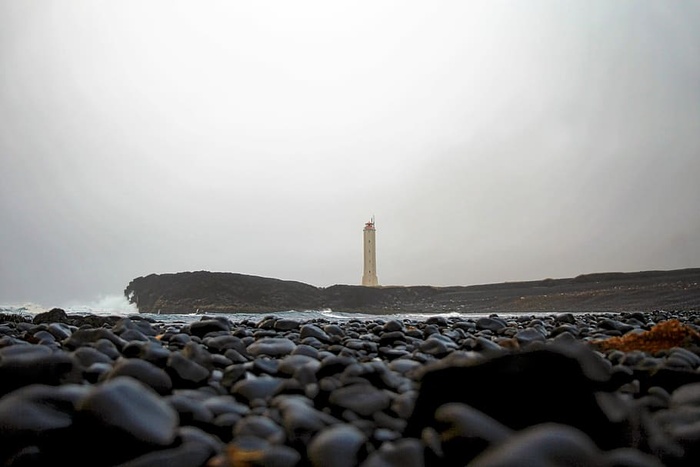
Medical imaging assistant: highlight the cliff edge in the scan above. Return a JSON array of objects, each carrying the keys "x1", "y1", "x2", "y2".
[{"x1": 124, "y1": 268, "x2": 700, "y2": 314}]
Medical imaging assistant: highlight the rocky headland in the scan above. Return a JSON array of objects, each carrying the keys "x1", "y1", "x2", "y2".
[{"x1": 124, "y1": 268, "x2": 700, "y2": 314}]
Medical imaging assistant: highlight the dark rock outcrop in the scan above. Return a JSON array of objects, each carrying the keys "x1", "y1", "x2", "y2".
[{"x1": 124, "y1": 268, "x2": 700, "y2": 314}]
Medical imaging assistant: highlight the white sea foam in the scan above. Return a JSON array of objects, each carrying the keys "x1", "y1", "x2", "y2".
[
  {"x1": 1, "y1": 294, "x2": 138, "y2": 317},
  {"x1": 0, "y1": 302, "x2": 48, "y2": 316},
  {"x1": 64, "y1": 294, "x2": 138, "y2": 316}
]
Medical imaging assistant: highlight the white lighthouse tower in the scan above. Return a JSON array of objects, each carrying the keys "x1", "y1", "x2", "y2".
[{"x1": 362, "y1": 216, "x2": 379, "y2": 286}]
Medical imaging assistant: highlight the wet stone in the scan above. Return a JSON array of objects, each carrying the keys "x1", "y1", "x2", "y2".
[
  {"x1": 329, "y1": 383, "x2": 391, "y2": 417},
  {"x1": 166, "y1": 351, "x2": 210, "y2": 388},
  {"x1": 379, "y1": 331, "x2": 406, "y2": 346},
  {"x1": 373, "y1": 410, "x2": 406, "y2": 433},
  {"x1": 232, "y1": 375, "x2": 285, "y2": 403},
  {"x1": 0, "y1": 349, "x2": 79, "y2": 395},
  {"x1": 514, "y1": 327, "x2": 547, "y2": 346},
  {"x1": 234, "y1": 414, "x2": 286, "y2": 444},
  {"x1": 77, "y1": 376, "x2": 179, "y2": 446},
  {"x1": 273, "y1": 395, "x2": 339, "y2": 444},
  {"x1": 670, "y1": 382, "x2": 700, "y2": 407},
  {"x1": 668, "y1": 347, "x2": 700, "y2": 368},
  {"x1": 188, "y1": 319, "x2": 232, "y2": 338},
  {"x1": 72, "y1": 346, "x2": 115, "y2": 367},
  {"x1": 301, "y1": 336, "x2": 326, "y2": 348},
  {"x1": 220, "y1": 364, "x2": 247, "y2": 388},
  {"x1": 360, "y1": 438, "x2": 426, "y2": 467},
  {"x1": 555, "y1": 313, "x2": 576, "y2": 324},
  {"x1": 551, "y1": 331, "x2": 578, "y2": 346},
  {"x1": 119, "y1": 328, "x2": 150, "y2": 342},
  {"x1": 475, "y1": 317, "x2": 507, "y2": 332},
  {"x1": 274, "y1": 318, "x2": 301, "y2": 331},
  {"x1": 422, "y1": 324, "x2": 439, "y2": 338},
  {"x1": 426, "y1": 316, "x2": 449, "y2": 326},
  {"x1": 345, "y1": 338, "x2": 376, "y2": 353},
  {"x1": 473, "y1": 336, "x2": 503, "y2": 352},
  {"x1": 599, "y1": 318, "x2": 636, "y2": 334},
  {"x1": 277, "y1": 354, "x2": 320, "y2": 376},
  {"x1": 135, "y1": 341, "x2": 172, "y2": 366},
  {"x1": 247, "y1": 337, "x2": 297, "y2": 357},
  {"x1": 32, "y1": 308, "x2": 69, "y2": 324},
  {"x1": 253, "y1": 329, "x2": 280, "y2": 339},
  {"x1": 379, "y1": 348, "x2": 410, "y2": 360},
  {"x1": 324, "y1": 324, "x2": 346, "y2": 337},
  {"x1": 300, "y1": 324, "x2": 332, "y2": 343},
  {"x1": 0, "y1": 383, "x2": 89, "y2": 436},
  {"x1": 308, "y1": 423, "x2": 368, "y2": 467},
  {"x1": 405, "y1": 345, "x2": 620, "y2": 450},
  {"x1": 167, "y1": 393, "x2": 215, "y2": 426},
  {"x1": 202, "y1": 394, "x2": 251, "y2": 418},
  {"x1": 180, "y1": 341, "x2": 214, "y2": 370},
  {"x1": 32, "y1": 329, "x2": 60, "y2": 345},
  {"x1": 115, "y1": 426, "x2": 221, "y2": 467},
  {"x1": 209, "y1": 354, "x2": 232, "y2": 369},
  {"x1": 84, "y1": 362, "x2": 113, "y2": 383},
  {"x1": 93, "y1": 338, "x2": 122, "y2": 360},
  {"x1": 453, "y1": 320, "x2": 476, "y2": 332},
  {"x1": 165, "y1": 333, "x2": 192, "y2": 347},
  {"x1": 252, "y1": 357, "x2": 279, "y2": 375},
  {"x1": 113, "y1": 317, "x2": 159, "y2": 337},
  {"x1": 666, "y1": 354, "x2": 696, "y2": 370},
  {"x1": 293, "y1": 361, "x2": 321, "y2": 387},
  {"x1": 63, "y1": 328, "x2": 126, "y2": 350},
  {"x1": 388, "y1": 358, "x2": 421, "y2": 376},
  {"x1": 258, "y1": 444, "x2": 302, "y2": 467},
  {"x1": 104, "y1": 358, "x2": 173, "y2": 395},
  {"x1": 317, "y1": 355, "x2": 356, "y2": 379},
  {"x1": 468, "y1": 423, "x2": 604, "y2": 467},
  {"x1": 603, "y1": 448, "x2": 666, "y2": 467},
  {"x1": 122, "y1": 341, "x2": 147, "y2": 358},
  {"x1": 382, "y1": 320, "x2": 404, "y2": 333},
  {"x1": 442, "y1": 328, "x2": 466, "y2": 342},
  {"x1": 223, "y1": 348, "x2": 249, "y2": 363},
  {"x1": 550, "y1": 324, "x2": 579, "y2": 337},
  {"x1": 203, "y1": 335, "x2": 247, "y2": 354},
  {"x1": 420, "y1": 335, "x2": 457, "y2": 356},
  {"x1": 432, "y1": 402, "x2": 513, "y2": 463}
]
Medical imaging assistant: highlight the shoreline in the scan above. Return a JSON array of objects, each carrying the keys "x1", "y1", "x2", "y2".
[{"x1": 1, "y1": 308, "x2": 699, "y2": 466}]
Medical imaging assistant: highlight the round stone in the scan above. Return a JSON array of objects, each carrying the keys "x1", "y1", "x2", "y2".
[
  {"x1": 77, "y1": 376, "x2": 179, "y2": 446},
  {"x1": 308, "y1": 423, "x2": 367, "y2": 467},
  {"x1": 247, "y1": 338, "x2": 297, "y2": 357}
]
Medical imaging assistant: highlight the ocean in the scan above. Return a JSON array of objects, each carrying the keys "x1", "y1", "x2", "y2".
[{"x1": 0, "y1": 295, "x2": 608, "y2": 325}]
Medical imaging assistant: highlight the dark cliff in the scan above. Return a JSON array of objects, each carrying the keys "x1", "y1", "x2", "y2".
[
  {"x1": 124, "y1": 268, "x2": 700, "y2": 314},
  {"x1": 124, "y1": 272, "x2": 322, "y2": 314}
]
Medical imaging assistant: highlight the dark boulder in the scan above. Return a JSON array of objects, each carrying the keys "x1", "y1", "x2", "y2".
[
  {"x1": 405, "y1": 343, "x2": 626, "y2": 451},
  {"x1": 33, "y1": 308, "x2": 68, "y2": 324}
]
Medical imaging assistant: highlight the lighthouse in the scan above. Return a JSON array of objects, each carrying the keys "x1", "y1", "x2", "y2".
[{"x1": 362, "y1": 217, "x2": 379, "y2": 286}]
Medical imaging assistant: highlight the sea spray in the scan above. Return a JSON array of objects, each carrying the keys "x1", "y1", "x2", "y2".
[{"x1": 63, "y1": 294, "x2": 139, "y2": 315}]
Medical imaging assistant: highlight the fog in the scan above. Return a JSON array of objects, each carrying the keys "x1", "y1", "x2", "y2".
[{"x1": 2, "y1": 1, "x2": 699, "y2": 307}]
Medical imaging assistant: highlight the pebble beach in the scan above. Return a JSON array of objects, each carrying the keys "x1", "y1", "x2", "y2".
[{"x1": 1, "y1": 308, "x2": 699, "y2": 466}]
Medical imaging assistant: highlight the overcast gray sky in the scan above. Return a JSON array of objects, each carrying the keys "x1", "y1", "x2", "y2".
[{"x1": 2, "y1": 1, "x2": 699, "y2": 307}]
